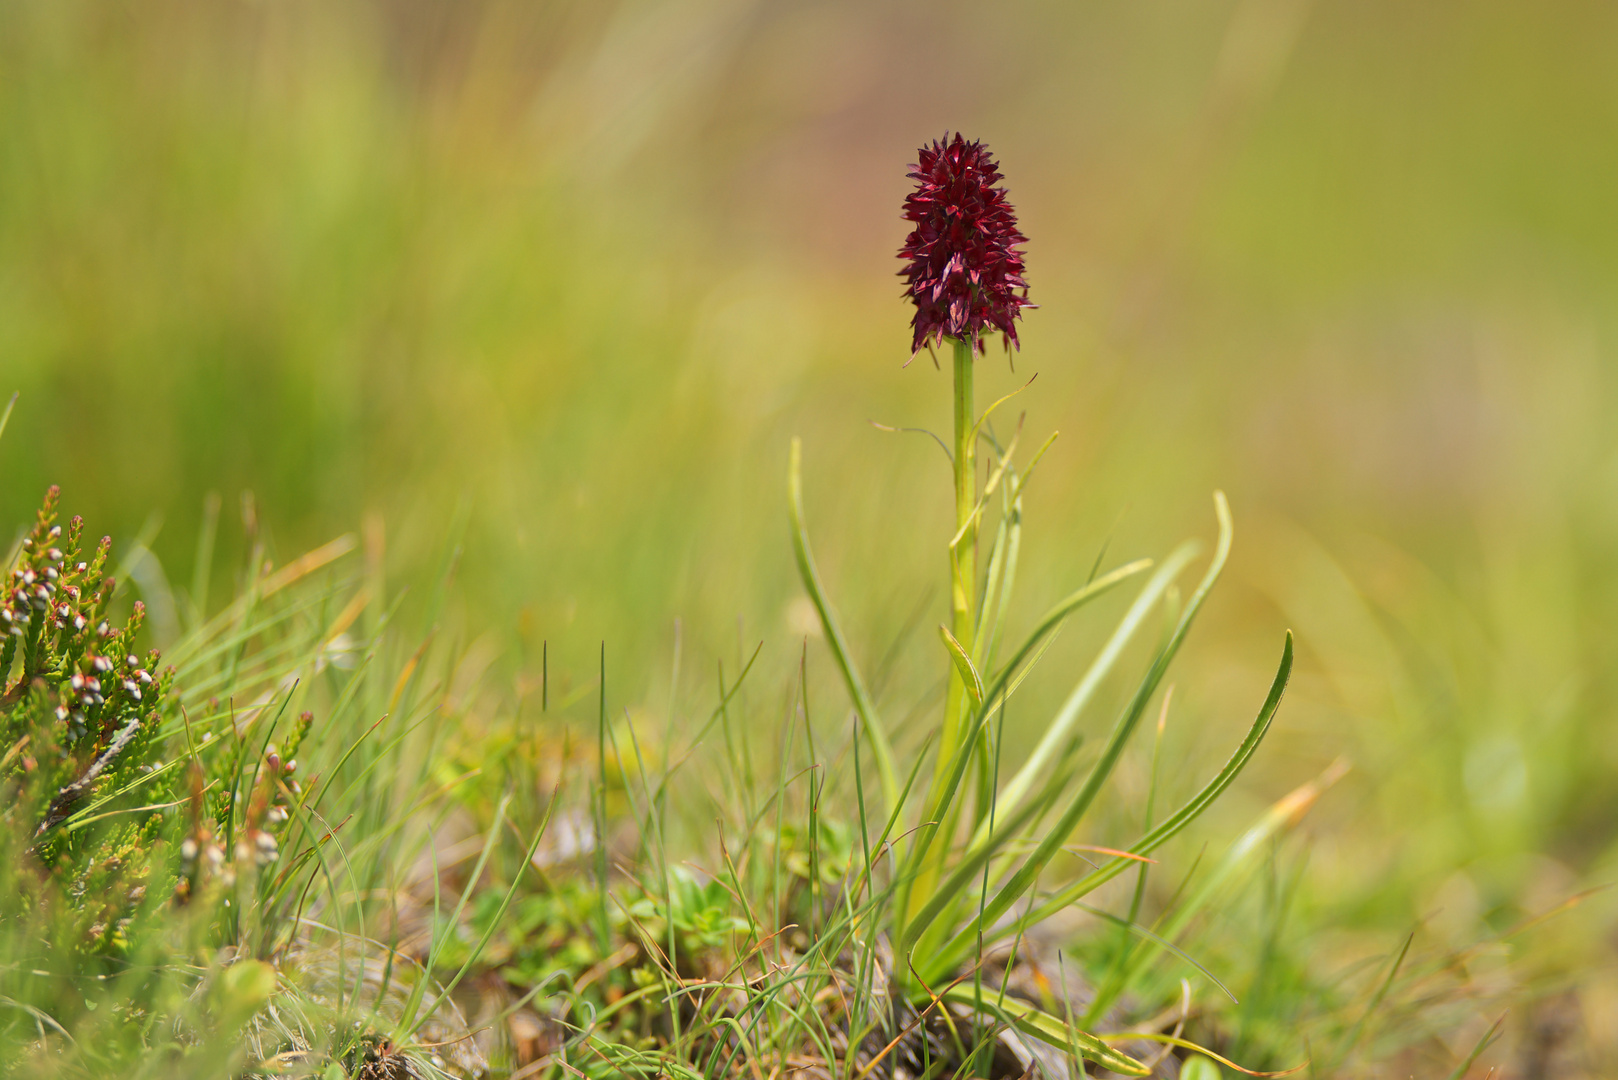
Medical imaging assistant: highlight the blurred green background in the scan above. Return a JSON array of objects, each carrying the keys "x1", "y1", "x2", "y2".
[{"x1": 3, "y1": 0, "x2": 1617, "y2": 1062}]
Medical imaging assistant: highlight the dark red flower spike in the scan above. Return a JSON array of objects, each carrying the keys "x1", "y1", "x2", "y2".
[{"x1": 898, "y1": 133, "x2": 1032, "y2": 358}]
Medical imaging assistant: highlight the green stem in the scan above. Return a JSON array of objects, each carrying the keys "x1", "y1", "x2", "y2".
[
  {"x1": 939, "y1": 335, "x2": 977, "y2": 781},
  {"x1": 908, "y1": 336, "x2": 979, "y2": 929}
]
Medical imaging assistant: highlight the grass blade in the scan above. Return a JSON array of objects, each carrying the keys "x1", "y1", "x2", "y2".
[
  {"x1": 1336, "y1": 930, "x2": 1415, "y2": 1065},
  {"x1": 0, "y1": 392, "x2": 16, "y2": 446},
  {"x1": 1443, "y1": 1015, "x2": 1505, "y2": 1080}
]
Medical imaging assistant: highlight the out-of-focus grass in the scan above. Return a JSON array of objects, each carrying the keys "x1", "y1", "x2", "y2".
[{"x1": 3, "y1": 0, "x2": 1617, "y2": 1068}]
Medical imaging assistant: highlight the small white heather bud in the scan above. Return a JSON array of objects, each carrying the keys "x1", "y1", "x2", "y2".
[
  {"x1": 124, "y1": 681, "x2": 140, "y2": 698},
  {"x1": 48, "y1": 525, "x2": 60, "y2": 538},
  {"x1": 283, "y1": 760, "x2": 297, "y2": 775},
  {"x1": 73, "y1": 615, "x2": 87, "y2": 631},
  {"x1": 180, "y1": 838, "x2": 199, "y2": 861},
  {"x1": 137, "y1": 670, "x2": 153, "y2": 685},
  {"x1": 75, "y1": 562, "x2": 87, "y2": 573},
  {"x1": 267, "y1": 806, "x2": 289, "y2": 825},
  {"x1": 47, "y1": 548, "x2": 63, "y2": 562},
  {"x1": 44, "y1": 568, "x2": 57, "y2": 581},
  {"x1": 22, "y1": 571, "x2": 35, "y2": 586},
  {"x1": 92, "y1": 656, "x2": 111, "y2": 673},
  {"x1": 70, "y1": 674, "x2": 85, "y2": 690},
  {"x1": 55, "y1": 706, "x2": 69, "y2": 720},
  {"x1": 127, "y1": 656, "x2": 139, "y2": 667}
]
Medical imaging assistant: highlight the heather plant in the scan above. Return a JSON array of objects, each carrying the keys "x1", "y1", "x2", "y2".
[
  {"x1": 2, "y1": 484, "x2": 178, "y2": 888},
  {"x1": 0, "y1": 451, "x2": 506, "y2": 1078}
]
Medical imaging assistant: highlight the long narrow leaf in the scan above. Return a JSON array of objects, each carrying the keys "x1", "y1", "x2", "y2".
[
  {"x1": 975, "y1": 541, "x2": 1199, "y2": 851},
  {"x1": 939, "y1": 985, "x2": 1149, "y2": 1075},
  {"x1": 975, "y1": 483, "x2": 1022, "y2": 670},
  {"x1": 1097, "y1": 756, "x2": 1346, "y2": 1018},
  {"x1": 921, "y1": 495, "x2": 1239, "y2": 974},
  {"x1": 974, "y1": 629, "x2": 1294, "y2": 964},
  {"x1": 896, "y1": 559, "x2": 1151, "y2": 944},
  {"x1": 789, "y1": 438, "x2": 899, "y2": 813}
]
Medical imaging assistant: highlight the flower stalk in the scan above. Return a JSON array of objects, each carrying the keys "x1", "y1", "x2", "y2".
[
  {"x1": 893, "y1": 133, "x2": 1033, "y2": 925},
  {"x1": 940, "y1": 334, "x2": 978, "y2": 789},
  {"x1": 903, "y1": 335, "x2": 986, "y2": 924}
]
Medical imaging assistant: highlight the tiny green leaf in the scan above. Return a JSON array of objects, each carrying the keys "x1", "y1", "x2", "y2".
[{"x1": 938, "y1": 623, "x2": 985, "y2": 707}]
